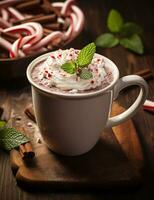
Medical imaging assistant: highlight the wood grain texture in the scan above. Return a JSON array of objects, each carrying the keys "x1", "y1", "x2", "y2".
[{"x1": 0, "y1": 0, "x2": 154, "y2": 199}]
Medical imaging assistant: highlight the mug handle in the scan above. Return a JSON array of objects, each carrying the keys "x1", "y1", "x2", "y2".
[{"x1": 106, "y1": 75, "x2": 148, "y2": 128}]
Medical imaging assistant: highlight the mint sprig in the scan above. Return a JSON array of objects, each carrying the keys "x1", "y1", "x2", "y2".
[
  {"x1": 61, "y1": 43, "x2": 96, "y2": 79},
  {"x1": 61, "y1": 62, "x2": 76, "y2": 74},
  {"x1": 95, "y1": 9, "x2": 144, "y2": 54},
  {"x1": 120, "y1": 34, "x2": 144, "y2": 55},
  {"x1": 76, "y1": 43, "x2": 96, "y2": 67},
  {"x1": 0, "y1": 121, "x2": 29, "y2": 151},
  {"x1": 79, "y1": 68, "x2": 93, "y2": 79},
  {"x1": 107, "y1": 9, "x2": 124, "y2": 33},
  {"x1": 95, "y1": 33, "x2": 119, "y2": 48}
]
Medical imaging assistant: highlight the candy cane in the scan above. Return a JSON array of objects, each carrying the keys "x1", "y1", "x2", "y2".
[
  {"x1": 24, "y1": 31, "x2": 63, "y2": 51},
  {"x1": 52, "y1": 2, "x2": 63, "y2": 8},
  {"x1": 72, "y1": 5, "x2": 84, "y2": 34},
  {"x1": 69, "y1": 13, "x2": 78, "y2": 38},
  {"x1": 11, "y1": 35, "x2": 35, "y2": 57},
  {"x1": 61, "y1": 0, "x2": 75, "y2": 16},
  {"x1": 0, "y1": 17, "x2": 11, "y2": 28},
  {"x1": 3, "y1": 24, "x2": 35, "y2": 35},
  {"x1": 7, "y1": 7, "x2": 25, "y2": 20},
  {"x1": 63, "y1": 16, "x2": 73, "y2": 40},
  {"x1": 23, "y1": 22, "x2": 43, "y2": 44},
  {"x1": 52, "y1": 2, "x2": 84, "y2": 41},
  {"x1": 143, "y1": 100, "x2": 154, "y2": 113},
  {"x1": 9, "y1": 23, "x2": 43, "y2": 56},
  {"x1": 1, "y1": 8, "x2": 9, "y2": 21},
  {"x1": 0, "y1": 37, "x2": 24, "y2": 58},
  {"x1": 10, "y1": 37, "x2": 25, "y2": 58}
]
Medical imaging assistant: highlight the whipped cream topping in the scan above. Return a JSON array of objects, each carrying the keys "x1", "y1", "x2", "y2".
[{"x1": 36, "y1": 48, "x2": 111, "y2": 92}]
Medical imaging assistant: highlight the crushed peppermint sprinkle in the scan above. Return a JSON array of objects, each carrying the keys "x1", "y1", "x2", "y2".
[{"x1": 32, "y1": 48, "x2": 113, "y2": 93}]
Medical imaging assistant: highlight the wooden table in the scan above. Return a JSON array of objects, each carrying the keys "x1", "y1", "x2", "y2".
[{"x1": 0, "y1": 0, "x2": 154, "y2": 199}]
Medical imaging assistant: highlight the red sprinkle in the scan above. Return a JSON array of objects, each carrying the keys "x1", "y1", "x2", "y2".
[
  {"x1": 48, "y1": 73, "x2": 52, "y2": 77},
  {"x1": 58, "y1": 54, "x2": 62, "y2": 58},
  {"x1": 97, "y1": 59, "x2": 100, "y2": 61},
  {"x1": 91, "y1": 80, "x2": 94, "y2": 84},
  {"x1": 50, "y1": 55, "x2": 55, "y2": 59},
  {"x1": 45, "y1": 70, "x2": 48, "y2": 73}
]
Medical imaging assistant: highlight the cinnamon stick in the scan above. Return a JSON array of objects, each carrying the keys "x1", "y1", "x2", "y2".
[
  {"x1": 40, "y1": 0, "x2": 61, "y2": 16},
  {"x1": 44, "y1": 23, "x2": 63, "y2": 31},
  {"x1": 135, "y1": 68, "x2": 153, "y2": 80},
  {"x1": 0, "y1": 0, "x2": 21, "y2": 8},
  {"x1": 14, "y1": 14, "x2": 57, "y2": 25},
  {"x1": 0, "y1": 32, "x2": 18, "y2": 43},
  {"x1": 24, "y1": 105, "x2": 36, "y2": 123},
  {"x1": 19, "y1": 142, "x2": 35, "y2": 160},
  {"x1": 15, "y1": 0, "x2": 41, "y2": 11},
  {"x1": 43, "y1": 28, "x2": 53, "y2": 36},
  {"x1": 16, "y1": 126, "x2": 35, "y2": 160},
  {"x1": 13, "y1": 14, "x2": 44, "y2": 25}
]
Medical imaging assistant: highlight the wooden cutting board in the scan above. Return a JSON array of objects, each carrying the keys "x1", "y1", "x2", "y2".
[{"x1": 9, "y1": 94, "x2": 144, "y2": 190}]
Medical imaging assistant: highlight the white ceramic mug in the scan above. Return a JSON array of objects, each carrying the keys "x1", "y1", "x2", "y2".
[{"x1": 27, "y1": 52, "x2": 148, "y2": 156}]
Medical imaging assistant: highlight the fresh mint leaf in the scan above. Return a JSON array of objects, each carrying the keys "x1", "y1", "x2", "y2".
[
  {"x1": 76, "y1": 42, "x2": 96, "y2": 67},
  {"x1": 79, "y1": 68, "x2": 93, "y2": 79},
  {"x1": 0, "y1": 127, "x2": 29, "y2": 151},
  {"x1": 95, "y1": 33, "x2": 119, "y2": 48},
  {"x1": 61, "y1": 62, "x2": 76, "y2": 74},
  {"x1": 107, "y1": 9, "x2": 124, "y2": 33},
  {"x1": 120, "y1": 22, "x2": 143, "y2": 37},
  {"x1": 120, "y1": 34, "x2": 144, "y2": 54}
]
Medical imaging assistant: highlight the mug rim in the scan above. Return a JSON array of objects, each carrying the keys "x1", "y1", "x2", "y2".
[{"x1": 26, "y1": 52, "x2": 119, "y2": 99}]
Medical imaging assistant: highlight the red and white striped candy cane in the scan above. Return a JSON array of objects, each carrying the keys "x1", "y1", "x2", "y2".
[
  {"x1": 72, "y1": 5, "x2": 84, "y2": 35},
  {"x1": 11, "y1": 35, "x2": 36, "y2": 57},
  {"x1": 143, "y1": 100, "x2": 154, "y2": 113},
  {"x1": 52, "y1": 2, "x2": 84, "y2": 42},
  {"x1": 62, "y1": 16, "x2": 73, "y2": 41},
  {"x1": 9, "y1": 23, "x2": 43, "y2": 57},
  {"x1": 61, "y1": 0, "x2": 75, "y2": 16},
  {"x1": 0, "y1": 17, "x2": 11, "y2": 28},
  {"x1": 1, "y1": 8, "x2": 9, "y2": 21},
  {"x1": 24, "y1": 31, "x2": 63, "y2": 51},
  {"x1": 0, "y1": 37, "x2": 25, "y2": 58},
  {"x1": 22, "y1": 22, "x2": 43, "y2": 45},
  {"x1": 3, "y1": 23, "x2": 35, "y2": 35}
]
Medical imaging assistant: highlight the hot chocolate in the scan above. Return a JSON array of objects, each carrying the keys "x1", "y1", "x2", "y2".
[
  {"x1": 31, "y1": 48, "x2": 113, "y2": 94},
  {"x1": 27, "y1": 43, "x2": 148, "y2": 156}
]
